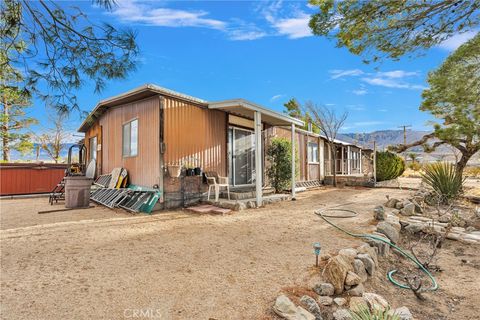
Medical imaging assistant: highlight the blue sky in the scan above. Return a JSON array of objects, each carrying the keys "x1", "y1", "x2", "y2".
[{"x1": 28, "y1": 0, "x2": 478, "y2": 139}]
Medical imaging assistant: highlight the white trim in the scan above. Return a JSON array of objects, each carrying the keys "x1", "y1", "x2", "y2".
[
  {"x1": 254, "y1": 111, "x2": 263, "y2": 207},
  {"x1": 291, "y1": 123, "x2": 296, "y2": 199},
  {"x1": 209, "y1": 99, "x2": 304, "y2": 127}
]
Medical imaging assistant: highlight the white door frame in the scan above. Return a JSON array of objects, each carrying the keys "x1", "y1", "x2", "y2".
[{"x1": 228, "y1": 126, "x2": 256, "y2": 187}]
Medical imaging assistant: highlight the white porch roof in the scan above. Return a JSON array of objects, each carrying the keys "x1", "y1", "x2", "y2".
[{"x1": 209, "y1": 99, "x2": 304, "y2": 127}]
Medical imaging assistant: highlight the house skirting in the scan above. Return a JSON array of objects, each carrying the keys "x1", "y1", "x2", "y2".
[{"x1": 324, "y1": 175, "x2": 373, "y2": 187}]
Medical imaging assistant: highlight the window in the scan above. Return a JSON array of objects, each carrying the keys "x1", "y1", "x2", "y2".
[
  {"x1": 123, "y1": 119, "x2": 138, "y2": 157},
  {"x1": 308, "y1": 142, "x2": 319, "y2": 163},
  {"x1": 89, "y1": 136, "x2": 97, "y2": 161}
]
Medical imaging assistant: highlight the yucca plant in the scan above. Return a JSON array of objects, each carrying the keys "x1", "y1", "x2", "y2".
[
  {"x1": 421, "y1": 162, "x2": 465, "y2": 204},
  {"x1": 349, "y1": 305, "x2": 400, "y2": 320}
]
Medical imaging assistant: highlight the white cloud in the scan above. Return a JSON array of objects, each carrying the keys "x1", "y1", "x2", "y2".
[
  {"x1": 437, "y1": 31, "x2": 478, "y2": 51},
  {"x1": 378, "y1": 70, "x2": 419, "y2": 78},
  {"x1": 352, "y1": 88, "x2": 368, "y2": 95},
  {"x1": 271, "y1": 12, "x2": 312, "y2": 39},
  {"x1": 261, "y1": 1, "x2": 313, "y2": 39},
  {"x1": 111, "y1": 1, "x2": 226, "y2": 30},
  {"x1": 270, "y1": 94, "x2": 285, "y2": 101},
  {"x1": 329, "y1": 69, "x2": 364, "y2": 79},
  {"x1": 347, "y1": 104, "x2": 365, "y2": 111},
  {"x1": 361, "y1": 77, "x2": 426, "y2": 90},
  {"x1": 377, "y1": 108, "x2": 388, "y2": 112}
]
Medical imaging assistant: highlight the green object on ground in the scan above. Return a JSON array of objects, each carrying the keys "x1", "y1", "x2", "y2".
[
  {"x1": 127, "y1": 184, "x2": 162, "y2": 214},
  {"x1": 314, "y1": 208, "x2": 438, "y2": 292}
]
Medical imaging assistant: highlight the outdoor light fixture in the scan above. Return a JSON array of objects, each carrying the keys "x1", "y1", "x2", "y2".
[{"x1": 313, "y1": 242, "x2": 321, "y2": 267}]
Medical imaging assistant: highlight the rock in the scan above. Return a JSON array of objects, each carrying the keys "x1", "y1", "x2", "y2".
[
  {"x1": 363, "y1": 292, "x2": 389, "y2": 311},
  {"x1": 389, "y1": 306, "x2": 413, "y2": 320},
  {"x1": 273, "y1": 295, "x2": 298, "y2": 320},
  {"x1": 395, "y1": 201, "x2": 404, "y2": 210},
  {"x1": 322, "y1": 255, "x2": 354, "y2": 294},
  {"x1": 313, "y1": 282, "x2": 335, "y2": 296},
  {"x1": 356, "y1": 243, "x2": 378, "y2": 265},
  {"x1": 297, "y1": 307, "x2": 316, "y2": 320},
  {"x1": 273, "y1": 295, "x2": 316, "y2": 320},
  {"x1": 466, "y1": 226, "x2": 476, "y2": 232},
  {"x1": 333, "y1": 309, "x2": 352, "y2": 320},
  {"x1": 365, "y1": 237, "x2": 390, "y2": 256},
  {"x1": 345, "y1": 271, "x2": 362, "y2": 286},
  {"x1": 346, "y1": 283, "x2": 364, "y2": 297},
  {"x1": 385, "y1": 214, "x2": 401, "y2": 231},
  {"x1": 356, "y1": 254, "x2": 375, "y2": 276},
  {"x1": 385, "y1": 198, "x2": 400, "y2": 208},
  {"x1": 339, "y1": 248, "x2": 358, "y2": 259},
  {"x1": 349, "y1": 296, "x2": 368, "y2": 312},
  {"x1": 373, "y1": 206, "x2": 385, "y2": 220},
  {"x1": 438, "y1": 213, "x2": 452, "y2": 223},
  {"x1": 376, "y1": 221, "x2": 400, "y2": 243},
  {"x1": 317, "y1": 296, "x2": 333, "y2": 306},
  {"x1": 400, "y1": 203, "x2": 415, "y2": 216},
  {"x1": 300, "y1": 295, "x2": 323, "y2": 320},
  {"x1": 334, "y1": 297, "x2": 347, "y2": 306},
  {"x1": 413, "y1": 203, "x2": 423, "y2": 214},
  {"x1": 405, "y1": 223, "x2": 423, "y2": 234},
  {"x1": 353, "y1": 259, "x2": 368, "y2": 283},
  {"x1": 320, "y1": 254, "x2": 332, "y2": 262},
  {"x1": 233, "y1": 202, "x2": 246, "y2": 211},
  {"x1": 246, "y1": 201, "x2": 256, "y2": 209}
]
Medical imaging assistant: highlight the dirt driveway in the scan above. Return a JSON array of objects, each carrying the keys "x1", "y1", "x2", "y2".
[{"x1": 1, "y1": 188, "x2": 479, "y2": 319}]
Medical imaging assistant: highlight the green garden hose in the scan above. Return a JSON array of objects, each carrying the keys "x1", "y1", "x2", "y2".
[{"x1": 314, "y1": 208, "x2": 438, "y2": 292}]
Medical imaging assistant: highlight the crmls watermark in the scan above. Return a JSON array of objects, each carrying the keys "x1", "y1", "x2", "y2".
[{"x1": 123, "y1": 308, "x2": 166, "y2": 319}]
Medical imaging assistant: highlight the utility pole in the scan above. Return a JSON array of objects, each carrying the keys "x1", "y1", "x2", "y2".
[{"x1": 398, "y1": 125, "x2": 412, "y2": 160}]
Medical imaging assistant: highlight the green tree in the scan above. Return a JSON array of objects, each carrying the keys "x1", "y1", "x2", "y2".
[
  {"x1": 0, "y1": 46, "x2": 37, "y2": 161},
  {"x1": 393, "y1": 34, "x2": 480, "y2": 176},
  {"x1": 266, "y1": 138, "x2": 292, "y2": 193},
  {"x1": 284, "y1": 98, "x2": 320, "y2": 133},
  {"x1": 0, "y1": 0, "x2": 138, "y2": 114},
  {"x1": 309, "y1": 0, "x2": 480, "y2": 62},
  {"x1": 376, "y1": 151, "x2": 405, "y2": 182}
]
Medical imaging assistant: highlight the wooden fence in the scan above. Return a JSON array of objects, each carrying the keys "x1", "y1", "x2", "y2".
[{"x1": 0, "y1": 163, "x2": 67, "y2": 196}]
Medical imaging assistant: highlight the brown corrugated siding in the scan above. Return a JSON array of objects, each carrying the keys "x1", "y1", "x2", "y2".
[
  {"x1": 86, "y1": 96, "x2": 160, "y2": 187},
  {"x1": 0, "y1": 163, "x2": 67, "y2": 195},
  {"x1": 163, "y1": 97, "x2": 227, "y2": 176}
]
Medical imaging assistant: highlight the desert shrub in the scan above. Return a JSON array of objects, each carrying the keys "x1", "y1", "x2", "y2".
[
  {"x1": 408, "y1": 162, "x2": 422, "y2": 172},
  {"x1": 349, "y1": 305, "x2": 400, "y2": 320},
  {"x1": 376, "y1": 151, "x2": 405, "y2": 182},
  {"x1": 421, "y1": 162, "x2": 464, "y2": 204},
  {"x1": 266, "y1": 138, "x2": 292, "y2": 193}
]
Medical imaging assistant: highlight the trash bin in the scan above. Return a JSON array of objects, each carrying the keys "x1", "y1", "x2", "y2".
[{"x1": 64, "y1": 176, "x2": 93, "y2": 208}]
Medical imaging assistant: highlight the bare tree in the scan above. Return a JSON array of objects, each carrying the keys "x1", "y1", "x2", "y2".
[
  {"x1": 306, "y1": 102, "x2": 348, "y2": 187},
  {"x1": 36, "y1": 111, "x2": 68, "y2": 163}
]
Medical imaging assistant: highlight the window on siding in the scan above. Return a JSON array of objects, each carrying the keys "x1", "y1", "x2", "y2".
[
  {"x1": 308, "y1": 142, "x2": 319, "y2": 163},
  {"x1": 122, "y1": 119, "x2": 138, "y2": 157},
  {"x1": 89, "y1": 136, "x2": 97, "y2": 161}
]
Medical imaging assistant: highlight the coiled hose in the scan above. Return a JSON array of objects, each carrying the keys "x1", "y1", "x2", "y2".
[{"x1": 314, "y1": 208, "x2": 438, "y2": 291}]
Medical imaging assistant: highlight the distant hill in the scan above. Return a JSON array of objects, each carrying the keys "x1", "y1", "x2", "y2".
[
  {"x1": 338, "y1": 130, "x2": 429, "y2": 151},
  {"x1": 339, "y1": 130, "x2": 479, "y2": 165}
]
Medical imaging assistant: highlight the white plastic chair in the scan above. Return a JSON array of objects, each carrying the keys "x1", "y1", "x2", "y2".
[{"x1": 205, "y1": 172, "x2": 230, "y2": 202}]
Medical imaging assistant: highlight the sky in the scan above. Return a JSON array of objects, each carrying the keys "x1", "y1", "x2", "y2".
[{"x1": 27, "y1": 0, "x2": 478, "y2": 140}]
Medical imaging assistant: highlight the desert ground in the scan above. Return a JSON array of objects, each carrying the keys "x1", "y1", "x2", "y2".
[{"x1": 1, "y1": 187, "x2": 479, "y2": 320}]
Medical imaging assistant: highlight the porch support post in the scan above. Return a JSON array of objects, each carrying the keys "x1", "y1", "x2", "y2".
[
  {"x1": 347, "y1": 146, "x2": 351, "y2": 175},
  {"x1": 254, "y1": 111, "x2": 263, "y2": 207},
  {"x1": 359, "y1": 149, "x2": 362, "y2": 174},
  {"x1": 291, "y1": 123, "x2": 296, "y2": 200}
]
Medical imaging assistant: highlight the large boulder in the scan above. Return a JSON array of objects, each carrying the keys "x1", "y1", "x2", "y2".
[
  {"x1": 346, "y1": 283, "x2": 364, "y2": 297},
  {"x1": 390, "y1": 306, "x2": 413, "y2": 320},
  {"x1": 353, "y1": 259, "x2": 368, "y2": 282},
  {"x1": 385, "y1": 214, "x2": 401, "y2": 231},
  {"x1": 405, "y1": 223, "x2": 423, "y2": 234},
  {"x1": 300, "y1": 295, "x2": 323, "y2": 320},
  {"x1": 363, "y1": 292, "x2": 389, "y2": 311},
  {"x1": 400, "y1": 202, "x2": 415, "y2": 216},
  {"x1": 345, "y1": 271, "x2": 362, "y2": 286},
  {"x1": 338, "y1": 248, "x2": 358, "y2": 259},
  {"x1": 273, "y1": 295, "x2": 316, "y2": 320},
  {"x1": 322, "y1": 255, "x2": 354, "y2": 294},
  {"x1": 385, "y1": 198, "x2": 400, "y2": 208},
  {"x1": 376, "y1": 221, "x2": 400, "y2": 243},
  {"x1": 313, "y1": 282, "x2": 334, "y2": 296},
  {"x1": 357, "y1": 243, "x2": 378, "y2": 265},
  {"x1": 356, "y1": 254, "x2": 375, "y2": 276}
]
